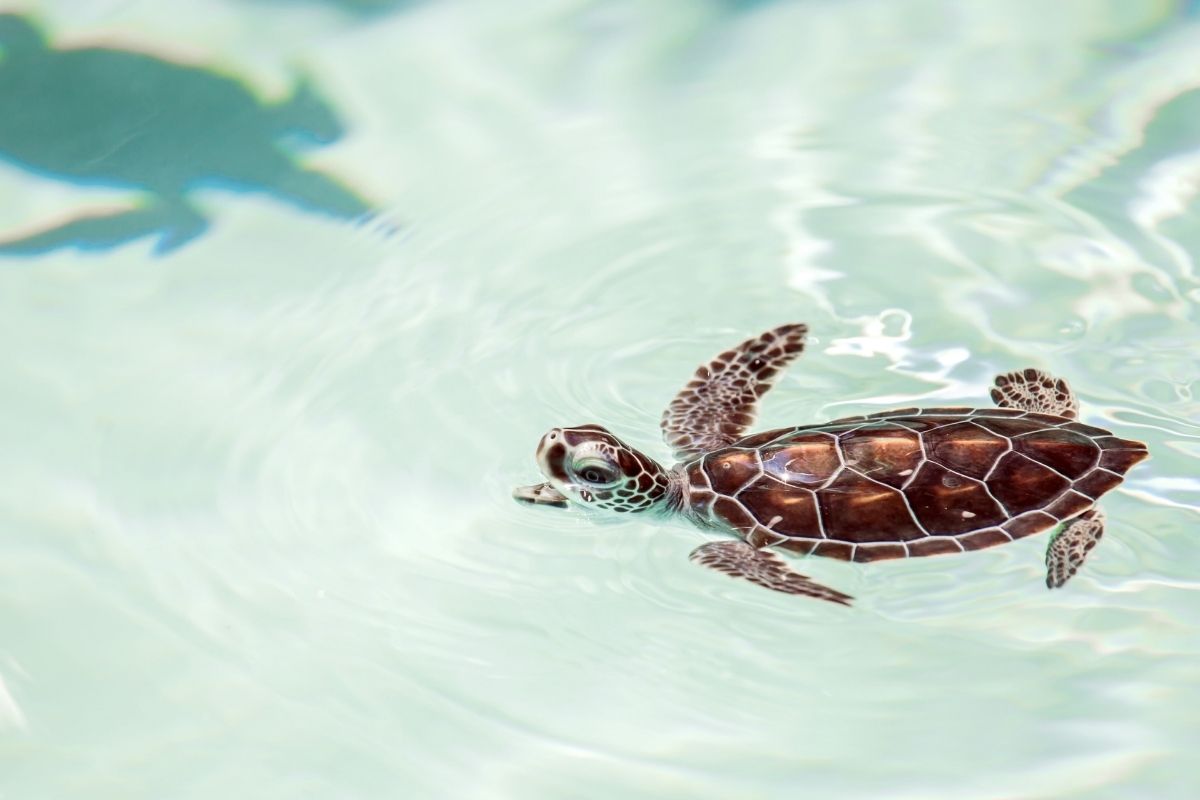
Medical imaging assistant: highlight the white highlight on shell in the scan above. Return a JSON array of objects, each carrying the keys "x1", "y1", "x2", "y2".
[
  {"x1": 768, "y1": 515, "x2": 783, "y2": 528},
  {"x1": 962, "y1": 511, "x2": 976, "y2": 519},
  {"x1": 898, "y1": 469, "x2": 914, "y2": 476}
]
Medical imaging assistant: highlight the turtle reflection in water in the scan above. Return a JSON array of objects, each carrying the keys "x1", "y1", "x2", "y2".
[{"x1": 514, "y1": 324, "x2": 1148, "y2": 605}]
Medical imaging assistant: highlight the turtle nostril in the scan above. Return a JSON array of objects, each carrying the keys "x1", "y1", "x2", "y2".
[{"x1": 537, "y1": 429, "x2": 561, "y2": 459}]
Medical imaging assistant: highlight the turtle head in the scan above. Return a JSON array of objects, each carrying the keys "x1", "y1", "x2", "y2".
[{"x1": 513, "y1": 425, "x2": 672, "y2": 513}]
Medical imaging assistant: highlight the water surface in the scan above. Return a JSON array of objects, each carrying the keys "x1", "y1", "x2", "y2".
[{"x1": 1, "y1": 1, "x2": 1198, "y2": 797}]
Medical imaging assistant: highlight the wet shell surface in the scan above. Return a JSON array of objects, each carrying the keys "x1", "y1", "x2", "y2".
[{"x1": 683, "y1": 407, "x2": 1148, "y2": 563}]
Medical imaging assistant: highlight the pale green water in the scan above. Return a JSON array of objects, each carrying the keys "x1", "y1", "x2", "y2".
[{"x1": 2, "y1": 1, "x2": 1199, "y2": 797}]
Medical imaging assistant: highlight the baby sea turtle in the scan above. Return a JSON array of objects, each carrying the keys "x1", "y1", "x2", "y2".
[{"x1": 514, "y1": 324, "x2": 1149, "y2": 605}]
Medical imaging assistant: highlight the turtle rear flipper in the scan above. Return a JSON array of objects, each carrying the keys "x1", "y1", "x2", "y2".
[
  {"x1": 1046, "y1": 509, "x2": 1104, "y2": 589},
  {"x1": 990, "y1": 368, "x2": 1079, "y2": 418},
  {"x1": 690, "y1": 541, "x2": 852, "y2": 605},
  {"x1": 662, "y1": 323, "x2": 807, "y2": 460}
]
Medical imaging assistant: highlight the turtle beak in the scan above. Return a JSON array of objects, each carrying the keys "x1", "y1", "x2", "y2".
[{"x1": 513, "y1": 481, "x2": 568, "y2": 508}]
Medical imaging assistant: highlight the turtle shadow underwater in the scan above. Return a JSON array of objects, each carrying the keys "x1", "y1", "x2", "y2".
[{"x1": 0, "y1": 14, "x2": 378, "y2": 256}]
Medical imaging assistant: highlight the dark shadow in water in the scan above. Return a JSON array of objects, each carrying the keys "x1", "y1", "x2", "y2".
[{"x1": 0, "y1": 14, "x2": 377, "y2": 256}]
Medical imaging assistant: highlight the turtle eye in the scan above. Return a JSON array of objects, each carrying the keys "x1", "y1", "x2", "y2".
[{"x1": 573, "y1": 459, "x2": 620, "y2": 486}]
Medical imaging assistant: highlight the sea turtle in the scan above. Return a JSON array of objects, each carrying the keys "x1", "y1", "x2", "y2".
[
  {"x1": 0, "y1": 13, "x2": 374, "y2": 255},
  {"x1": 513, "y1": 324, "x2": 1149, "y2": 605}
]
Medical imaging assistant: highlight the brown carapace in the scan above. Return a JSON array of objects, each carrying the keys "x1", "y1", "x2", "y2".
[{"x1": 514, "y1": 325, "x2": 1149, "y2": 605}]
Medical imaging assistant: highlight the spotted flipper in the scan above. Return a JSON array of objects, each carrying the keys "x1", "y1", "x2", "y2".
[
  {"x1": 990, "y1": 368, "x2": 1079, "y2": 419},
  {"x1": 690, "y1": 541, "x2": 853, "y2": 605},
  {"x1": 1046, "y1": 509, "x2": 1104, "y2": 589},
  {"x1": 662, "y1": 324, "x2": 807, "y2": 460}
]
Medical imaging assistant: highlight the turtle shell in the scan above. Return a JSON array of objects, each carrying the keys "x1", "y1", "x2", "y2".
[{"x1": 682, "y1": 408, "x2": 1148, "y2": 563}]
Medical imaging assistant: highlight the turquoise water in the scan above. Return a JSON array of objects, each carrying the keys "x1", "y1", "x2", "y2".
[{"x1": 2, "y1": 1, "x2": 1199, "y2": 797}]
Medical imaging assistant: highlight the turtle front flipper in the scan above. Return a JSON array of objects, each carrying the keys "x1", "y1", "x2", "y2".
[
  {"x1": 990, "y1": 368, "x2": 1079, "y2": 418},
  {"x1": 662, "y1": 324, "x2": 807, "y2": 460},
  {"x1": 1045, "y1": 509, "x2": 1104, "y2": 589},
  {"x1": 690, "y1": 541, "x2": 852, "y2": 605}
]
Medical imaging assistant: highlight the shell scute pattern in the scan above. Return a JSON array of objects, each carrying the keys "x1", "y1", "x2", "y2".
[
  {"x1": 960, "y1": 528, "x2": 1011, "y2": 551},
  {"x1": 923, "y1": 421, "x2": 1008, "y2": 480},
  {"x1": 825, "y1": 414, "x2": 870, "y2": 425},
  {"x1": 811, "y1": 423, "x2": 868, "y2": 436},
  {"x1": 908, "y1": 538, "x2": 963, "y2": 557},
  {"x1": 696, "y1": 408, "x2": 1142, "y2": 561},
  {"x1": 1010, "y1": 429, "x2": 1099, "y2": 479},
  {"x1": 732, "y1": 430, "x2": 781, "y2": 448},
  {"x1": 759, "y1": 433, "x2": 842, "y2": 488},
  {"x1": 1073, "y1": 469, "x2": 1125, "y2": 499},
  {"x1": 905, "y1": 460, "x2": 1006, "y2": 535},
  {"x1": 702, "y1": 450, "x2": 762, "y2": 496},
  {"x1": 1099, "y1": 448, "x2": 1146, "y2": 472},
  {"x1": 978, "y1": 408, "x2": 1027, "y2": 418},
  {"x1": 854, "y1": 543, "x2": 908, "y2": 562},
  {"x1": 986, "y1": 452, "x2": 1071, "y2": 514},
  {"x1": 747, "y1": 526, "x2": 789, "y2": 549},
  {"x1": 839, "y1": 426, "x2": 922, "y2": 488},
  {"x1": 1095, "y1": 435, "x2": 1146, "y2": 451},
  {"x1": 887, "y1": 416, "x2": 963, "y2": 433},
  {"x1": 1043, "y1": 490, "x2": 1094, "y2": 521},
  {"x1": 818, "y1": 471, "x2": 926, "y2": 542},
  {"x1": 779, "y1": 540, "x2": 817, "y2": 556},
  {"x1": 1003, "y1": 511, "x2": 1057, "y2": 537},
  {"x1": 1023, "y1": 411, "x2": 1070, "y2": 424},
  {"x1": 710, "y1": 496, "x2": 757, "y2": 535},
  {"x1": 1060, "y1": 421, "x2": 1112, "y2": 437},
  {"x1": 809, "y1": 540, "x2": 854, "y2": 559},
  {"x1": 971, "y1": 416, "x2": 1047, "y2": 438},
  {"x1": 870, "y1": 407, "x2": 919, "y2": 418},
  {"x1": 739, "y1": 480, "x2": 820, "y2": 536}
]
